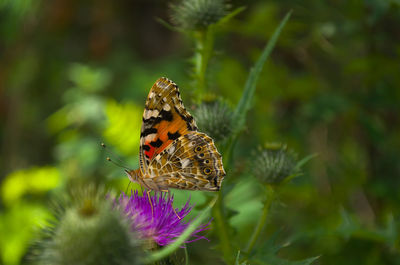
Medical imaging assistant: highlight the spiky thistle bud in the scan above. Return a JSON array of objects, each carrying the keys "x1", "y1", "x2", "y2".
[
  {"x1": 193, "y1": 100, "x2": 234, "y2": 142},
  {"x1": 251, "y1": 143, "x2": 297, "y2": 185},
  {"x1": 33, "y1": 186, "x2": 142, "y2": 265},
  {"x1": 170, "y1": 0, "x2": 230, "y2": 30}
]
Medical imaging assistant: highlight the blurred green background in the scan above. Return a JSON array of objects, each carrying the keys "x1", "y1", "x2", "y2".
[{"x1": 1, "y1": 0, "x2": 400, "y2": 264}]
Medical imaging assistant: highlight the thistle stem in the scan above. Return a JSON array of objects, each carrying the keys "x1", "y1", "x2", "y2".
[
  {"x1": 212, "y1": 193, "x2": 233, "y2": 264},
  {"x1": 183, "y1": 243, "x2": 189, "y2": 265},
  {"x1": 245, "y1": 185, "x2": 275, "y2": 254},
  {"x1": 193, "y1": 27, "x2": 215, "y2": 100}
]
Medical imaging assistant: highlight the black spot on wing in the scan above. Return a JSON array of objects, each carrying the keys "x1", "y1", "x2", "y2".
[
  {"x1": 167, "y1": 131, "x2": 181, "y2": 140},
  {"x1": 141, "y1": 128, "x2": 157, "y2": 137},
  {"x1": 160, "y1": 109, "x2": 173, "y2": 121},
  {"x1": 142, "y1": 109, "x2": 173, "y2": 125},
  {"x1": 142, "y1": 145, "x2": 150, "y2": 151},
  {"x1": 150, "y1": 139, "x2": 163, "y2": 148}
]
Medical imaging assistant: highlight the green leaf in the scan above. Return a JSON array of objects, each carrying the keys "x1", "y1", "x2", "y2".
[
  {"x1": 235, "y1": 251, "x2": 249, "y2": 265},
  {"x1": 294, "y1": 153, "x2": 318, "y2": 172},
  {"x1": 223, "y1": 11, "x2": 292, "y2": 164},
  {"x1": 233, "y1": 11, "x2": 292, "y2": 132},
  {"x1": 155, "y1": 17, "x2": 186, "y2": 33},
  {"x1": 250, "y1": 233, "x2": 319, "y2": 265},
  {"x1": 216, "y1": 6, "x2": 247, "y2": 27},
  {"x1": 254, "y1": 256, "x2": 319, "y2": 265}
]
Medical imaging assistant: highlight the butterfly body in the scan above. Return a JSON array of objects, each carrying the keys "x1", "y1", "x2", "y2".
[{"x1": 127, "y1": 77, "x2": 225, "y2": 191}]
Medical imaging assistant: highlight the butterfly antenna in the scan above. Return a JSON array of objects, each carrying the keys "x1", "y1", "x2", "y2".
[
  {"x1": 106, "y1": 157, "x2": 132, "y2": 171},
  {"x1": 101, "y1": 142, "x2": 132, "y2": 171},
  {"x1": 125, "y1": 181, "x2": 132, "y2": 194}
]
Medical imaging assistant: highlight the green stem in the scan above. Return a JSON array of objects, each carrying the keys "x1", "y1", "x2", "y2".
[
  {"x1": 183, "y1": 243, "x2": 189, "y2": 265},
  {"x1": 212, "y1": 193, "x2": 234, "y2": 264},
  {"x1": 245, "y1": 185, "x2": 275, "y2": 254},
  {"x1": 193, "y1": 27, "x2": 215, "y2": 100}
]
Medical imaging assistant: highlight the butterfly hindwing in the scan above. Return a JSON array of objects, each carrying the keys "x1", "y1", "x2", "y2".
[
  {"x1": 139, "y1": 77, "x2": 197, "y2": 173},
  {"x1": 146, "y1": 131, "x2": 225, "y2": 191}
]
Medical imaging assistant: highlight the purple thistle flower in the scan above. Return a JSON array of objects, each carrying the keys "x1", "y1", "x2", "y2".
[{"x1": 117, "y1": 191, "x2": 210, "y2": 246}]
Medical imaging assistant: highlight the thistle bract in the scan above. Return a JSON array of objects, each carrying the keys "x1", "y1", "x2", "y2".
[
  {"x1": 252, "y1": 143, "x2": 297, "y2": 185},
  {"x1": 170, "y1": 0, "x2": 230, "y2": 30},
  {"x1": 34, "y1": 187, "x2": 142, "y2": 265},
  {"x1": 193, "y1": 100, "x2": 234, "y2": 142}
]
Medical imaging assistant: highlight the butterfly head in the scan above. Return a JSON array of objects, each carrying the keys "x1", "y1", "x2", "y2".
[{"x1": 125, "y1": 169, "x2": 140, "y2": 183}]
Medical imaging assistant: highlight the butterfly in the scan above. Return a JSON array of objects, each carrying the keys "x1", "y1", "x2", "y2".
[{"x1": 126, "y1": 77, "x2": 225, "y2": 192}]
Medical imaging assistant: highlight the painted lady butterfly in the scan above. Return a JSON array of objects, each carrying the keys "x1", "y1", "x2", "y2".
[{"x1": 126, "y1": 77, "x2": 225, "y2": 191}]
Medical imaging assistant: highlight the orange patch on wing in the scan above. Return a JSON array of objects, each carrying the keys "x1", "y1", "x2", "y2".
[{"x1": 145, "y1": 112, "x2": 189, "y2": 160}]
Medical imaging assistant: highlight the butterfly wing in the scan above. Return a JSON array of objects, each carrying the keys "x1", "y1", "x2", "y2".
[
  {"x1": 147, "y1": 131, "x2": 225, "y2": 191},
  {"x1": 139, "y1": 77, "x2": 197, "y2": 173},
  {"x1": 137, "y1": 77, "x2": 225, "y2": 191}
]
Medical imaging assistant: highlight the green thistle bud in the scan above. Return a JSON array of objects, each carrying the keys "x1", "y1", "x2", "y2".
[
  {"x1": 251, "y1": 143, "x2": 297, "y2": 185},
  {"x1": 193, "y1": 100, "x2": 234, "y2": 142},
  {"x1": 33, "y1": 187, "x2": 142, "y2": 265},
  {"x1": 170, "y1": 0, "x2": 230, "y2": 30}
]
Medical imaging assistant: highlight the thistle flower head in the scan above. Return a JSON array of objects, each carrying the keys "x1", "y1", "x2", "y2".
[
  {"x1": 252, "y1": 143, "x2": 297, "y2": 185},
  {"x1": 117, "y1": 191, "x2": 210, "y2": 247},
  {"x1": 170, "y1": 0, "x2": 230, "y2": 30},
  {"x1": 34, "y1": 186, "x2": 142, "y2": 265},
  {"x1": 193, "y1": 100, "x2": 234, "y2": 142}
]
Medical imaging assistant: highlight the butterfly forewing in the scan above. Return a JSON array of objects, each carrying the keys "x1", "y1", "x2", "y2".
[{"x1": 139, "y1": 77, "x2": 197, "y2": 172}]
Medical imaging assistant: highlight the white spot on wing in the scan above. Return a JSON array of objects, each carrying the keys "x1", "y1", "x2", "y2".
[
  {"x1": 143, "y1": 109, "x2": 159, "y2": 119},
  {"x1": 181, "y1": 158, "x2": 190, "y2": 168},
  {"x1": 144, "y1": 133, "x2": 156, "y2": 142},
  {"x1": 151, "y1": 109, "x2": 159, "y2": 117},
  {"x1": 167, "y1": 145, "x2": 176, "y2": 155},
  {"x1": 143, "y1": 110, "x2": 151, "y2": 119},
  {"x1": 163, "y1": 104, "x2": 171, "y2": 111}
]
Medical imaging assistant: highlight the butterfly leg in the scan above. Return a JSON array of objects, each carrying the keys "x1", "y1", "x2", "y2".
[
  {"x1": 147, "y1": 190, "x2": 154, "y2": 219},
  {"x1": 161, "y1": 190, "x2": 182, "y2": 220}
]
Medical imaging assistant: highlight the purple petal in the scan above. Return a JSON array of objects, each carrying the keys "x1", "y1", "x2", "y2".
[{"x1": 116, "y1": 190, "x2": 210, "y2": 246}]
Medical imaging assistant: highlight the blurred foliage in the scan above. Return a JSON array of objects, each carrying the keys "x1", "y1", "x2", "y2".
[
  {"x1": 0, "y1": 203, "x2": 50, "y2": 265},
  {"x1": 1, "y1": 167, "x2": 60, "y2": 206},
  {"x1": 0, "y1": 0, "x2": 400, "y2": 264},
  {"x1": 103, "y1": 100, "x2": 142, "y2": 156}
]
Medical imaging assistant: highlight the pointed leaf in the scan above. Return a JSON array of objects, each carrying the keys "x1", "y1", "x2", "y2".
[{"x1": 233, "y1": 11, "x2": 292, "y2": 131}]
